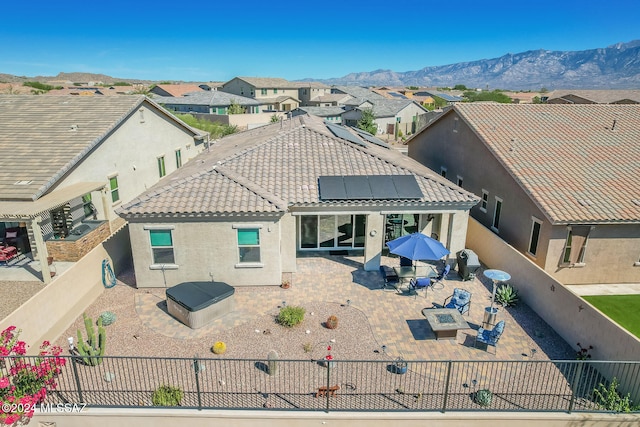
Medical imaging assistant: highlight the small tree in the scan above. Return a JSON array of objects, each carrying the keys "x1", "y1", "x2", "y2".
[
  {"x1": 270, "y1": 114, "x2": 280, "y2": 123},
  {"x1": 356, "y1": 108, "x2": 378, "y2": 135},
  {"x1": 228, "y1": 100, "x2": 246, "y2": 114},
  {"x1": 454, "y1": 84, "x2": 468, "y2": 90}
]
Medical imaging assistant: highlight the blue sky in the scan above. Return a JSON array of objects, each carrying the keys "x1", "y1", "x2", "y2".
[{"x1": 1, "y1": 0, "x2": 639, "y2": 82}]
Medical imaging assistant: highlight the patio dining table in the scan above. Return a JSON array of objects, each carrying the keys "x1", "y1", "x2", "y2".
[{"x1": 393, "y1": 265, "x2": 437, "y2": 289}]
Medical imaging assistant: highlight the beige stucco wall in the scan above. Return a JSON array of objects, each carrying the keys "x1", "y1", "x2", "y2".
[
  {"x1": 30, "y1": 408, "x2": 640, "y2": 427},
  {"x1": 466, "y1": 216, "x2": 640, "y2": 363},
  {"x1": 128, "y1": 217, "x2": 283, "y2": 288},
  {"x1": 57, "y1": 101, "x2": 201, "y2": 220},
  {"x1": 545, "y1": 223, "x2": 640, "y2": 284}
]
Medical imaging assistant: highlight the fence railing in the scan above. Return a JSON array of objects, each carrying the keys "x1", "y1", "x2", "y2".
[{"x1": 3, "y1": 356, "x2": 639, "y2": 413}]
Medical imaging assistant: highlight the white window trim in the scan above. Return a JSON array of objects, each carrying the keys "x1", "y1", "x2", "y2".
[
  {"x1": 527, "y1": 216, "x2": 543, "y2": 257},
  {"x1": 491, "y1": 196, "x2": 503, "y2": 233},
  {"x1": 146, "y1": 227, "x2": 177, "y2": 269},
  {"x1": 236, "y1": 227, "x2": 263, "y2": 267},
  {"x1": 453, "y1": 117, "x2": 459, "y2": 133},
  {"x1": 440, "y1": 166, "x2": 447, "y2": 178},
  {"x1": 480, "y1": 189, "x2": 488, "y2": 213},
  {"x1": 456, "y1": 175, "x2": 463, "y2": 188},
  {"x1": 107, "y1": 173, "x2": 120, "y2": 206}
]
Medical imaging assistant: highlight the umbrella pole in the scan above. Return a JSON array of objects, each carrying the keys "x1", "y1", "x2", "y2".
[{"x1": 489, "y1": 280, "x2": 497, "y2": 312}]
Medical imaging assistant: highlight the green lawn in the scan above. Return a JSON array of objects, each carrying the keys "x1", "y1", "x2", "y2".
[{"x1": 583, "y1": 294, "x2": 640, "y2": 338}]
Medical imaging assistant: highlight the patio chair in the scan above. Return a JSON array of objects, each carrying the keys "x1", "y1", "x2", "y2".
[
  {"x1": 475, "y1": 320, "x2": 505, "y2": 353},
  {"x1": 443, "y1": 288, "x2": 472, "y2": 316},
  {"x1": 408, "y1": 277, "x2": 432, "y2": 298},
  {"x1": 430, "y1": 264, "x2": 451, "y2": 289},
  {"x1": 400, "y1": 256, "x2": 413, "y2": 267},
  {"x1": 379, "y1": 265, "x2": 399, "y2": 290}
]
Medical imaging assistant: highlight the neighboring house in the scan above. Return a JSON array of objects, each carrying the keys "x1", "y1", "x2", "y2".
[
  {"x1": 305, "y1": 93, "x2": 353, "y2": 107},
  {"x1": 414, "y1": 91, "x2": 463, "y2": 105},
  {"x1": 117, "y1": 115, "x2": 478, "y2": 288},
  {"x1": 331, "y1": 86, "x2": 386, "y2": 103},
  {"x1": 220, "y1": 77, "x2": 300, "y2": 112},
  {"x1": 0, "y1": 95, "x2": 205, "y2": 278},
  {"x1": 342, "y1": 99, "x2": 429, "y2": 136},
  {"x1": 544, "y1": 90, "x2": 640, "y2": 104},
  {"x1": 150, "y1": 84, "x2": 204, "y2": 97},
  {"x1": 293, "y1": 81, "x2": 332, "y2": 106},
  {"x1": 45, "y1": 87, "x2": 133, "y2": 96},
  {"x1": 291, "y1": 106, "x2": 345, "y2": 123},
  {"x1": 503, "y1": 92, "x2": 541, "y2": 104},
  {"x1": 408, "y1": 103, "x2": 640, "y2": 285},
  {"x1": 154, "y1": 91, "x2": 262, "y2": 115}
]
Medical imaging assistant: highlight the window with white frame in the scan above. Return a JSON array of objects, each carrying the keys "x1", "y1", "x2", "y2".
[
  {"x1": 237, "y1": 228, "x2": 261, "y2": 263},
  {"x1": 480, "y1": 190, "x2": 488, "y2": 212},
  {"x1": 175, "y1": 149, "x2": 182, "y2": 169},
  {"x1": 149, "y1": 229, "x2": 175, "y2": 264},
  {"x1": 528, "y1": 217, "x2": 543, "y2": 256},
  {"x1": 491, "y1": 197, "x2": 503, "y2": 232},
  {"x1": 440, "y1": 167, "x2": 447, "y2": 178},
  {"x1": 456, "y1": 175, "x2": 463, "y2": 188},
  {"x1": 562, "y1": 226, "x2": 591, "y2": 265}
]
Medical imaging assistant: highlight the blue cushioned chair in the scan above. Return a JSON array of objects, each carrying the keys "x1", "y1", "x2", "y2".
[
  {"x1": 430, "y1": 264, "x2": 451, "y2": 289},
  {"x1": 408, "y1": 277, "x2": 432, "y2": 298},
  {"x1": 475, "y1": 320, "x2": 505, "y2": 353},
  {"x1": 443, "y1": 288, "x2": 472, "y2": 315}
]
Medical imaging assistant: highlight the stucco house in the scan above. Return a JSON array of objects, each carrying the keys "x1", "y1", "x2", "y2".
[
  {"x1": 343, "y1": 99, "x2": 429, "y2": 136},
  {"x1": 117, "y1": 115, "x2": 478, "y2": 288},
  {"x1": 290, "y1": 106, "x2": 345, "y2": 123},
  {"x1": 292, "y1": 82, "x2": 332, "y2": 106},
  {"x1": 544, "y1": 90, "x2": 640, "y2": 104},
  {"x1": 220, "y1": 77, "x2": 300, "y2": 112},
  {"x1": 0, "y1": 95, "x2": 204, "y2": 280},
  {"x1": 408, "y1": 103, "x2": 640, "y2": 285},
  {"x1": 153, "y1": 91, "x2": 262, "y2": 115},
  {"x1": 150, "y1": 84, "x2": 205, "y2": 97}
]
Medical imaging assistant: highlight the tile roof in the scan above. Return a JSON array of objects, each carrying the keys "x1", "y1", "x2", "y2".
[
  {"x1": 451, "y1": 103, "x2": 640, "y2": 224},
  {"x1": 153, "y1": 91, "x2": 260, "y2": 106},
  {"x1": 368, "y1": 99, "x2": 425, "y2": 117},
  {"x1": 332, "y1": 86, "x2": 386, "y2": 102},
  {"x1": 546, "y1": 90, "x2": 640, "y2": 104},
  {"x1": 228, "y1": 77, "x2": 297, "y2": 89},
  {"x1": 152, "y1": 84, "x2": 204, "y2": 97},
  {"x1": 293, "y1": 106, "x2": 345, "y2": 117},
  {"x1": 0, "y1": 95, "x2": 201, "y2": 201},
  {"x1": 118, "y1": 115, "x2": 478, "y2": 217},
  {"x1": 291, "y1": 81, "x2": 331, "y2": 89},
  {"x1": 311, "y1": 94, "x2": 353, "y2": 104}
]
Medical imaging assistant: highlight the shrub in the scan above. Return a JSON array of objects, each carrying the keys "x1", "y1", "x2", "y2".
[
  {"x1": 576, "y1": 342, "x2": 593, "y2": 360},
  {"x1": 276, "y1": 306, "x2": 305, "y2": 327},
  {"x1": 211, "y1": 341, "x2": 226, "y2": 354},
  {"x1": 302, "y1": 342, "x2": 313, "y2": 353},
  {"x1": 99, "y1": 311, "x2": 117, "y2": 326},
  {"x1": 495, "y1": 284, "x2": 519, "y2": 307},
  {"x1": 152, "y1": 385, "x2": 183, "y2": 406},
  {"x1": 593, "y1": 377, "x2": 640, "y2": 412},
  {"x1": 325, "y1": 315, "x2": 338, "y2": 329},
  {"x1": 0, "y1": 326, "x2": 66, "y2": 425},
  {"x1": 475, "y1": 389, "x2": 493, "y2": 407}
]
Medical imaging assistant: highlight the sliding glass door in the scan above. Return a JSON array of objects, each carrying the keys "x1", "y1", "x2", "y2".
[{"x1": 299, "y1": 215, "x2": 366, "y2": 250}]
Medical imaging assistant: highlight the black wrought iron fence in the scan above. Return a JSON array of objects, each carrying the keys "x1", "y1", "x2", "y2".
[{"x1": 3, "y1": 356, "x2": 639, "y2": 413}]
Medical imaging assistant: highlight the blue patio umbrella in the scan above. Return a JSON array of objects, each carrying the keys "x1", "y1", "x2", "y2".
[{"x1": 386, "y1": 232, "x2": 450, "y2": 261}]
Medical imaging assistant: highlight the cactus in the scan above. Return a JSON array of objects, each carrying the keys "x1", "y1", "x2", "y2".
[
  {"x1": 76, "y1": 313, "x2": 106, "y2": 366},
  {"x1": 99, "y1": 311, "x2": 117, "y2": 326},
  {"x1": 325, "y1": 315, "x2": 338, "y2": 329},
  {"x1": 211, "y1": 341, "x2": 226, "y2": 354},
  {"x1": 495, "y1": 284, "x2": 519, "y2": 307},
  {"x1": 267, "y1": 350, "x2": 279, "y2": 376},
  {"x1": 475, "y1": 389, "x2": 493, "y2": 407}
]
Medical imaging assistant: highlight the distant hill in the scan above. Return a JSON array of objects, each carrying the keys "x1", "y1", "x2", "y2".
[
  {"x1": 0, "y1": 71, "x2": 152, "y2": 85},
  {"x1": 307, "y1": 40, "x2": 640, "y2": 90}
]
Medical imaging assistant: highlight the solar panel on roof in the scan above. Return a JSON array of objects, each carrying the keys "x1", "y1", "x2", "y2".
[
  {"x1": 393, "y1": 175, "x2": 424, "y2": 199},
  {"x1": 326, "y1": 122, "x2": 367, "y2": 147},
  {"x1": 352, "y1": 127, "x2": 390, "y2": 148},
  {"x1": 318, "y1": 175, "x2": 423, "y2": 201},
  {"x1": 318, "y1": 176, "x2": 347, "y2": 200},
  {"x1": 389, "y1": 92, "x2": 408, "y2": 99},
  {"x1": 344, "y1": 175, "x2": 372, "y2": 199}
]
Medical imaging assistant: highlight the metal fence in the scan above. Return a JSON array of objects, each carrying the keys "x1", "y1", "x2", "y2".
[{"x1": 3, "y1": 356, "x2": 640, "y2": 413}]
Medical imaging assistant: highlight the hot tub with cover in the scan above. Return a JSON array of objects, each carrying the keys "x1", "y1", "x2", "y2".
[{"x1": 166, "y1": 281, "x2": 235, "y2": 329}]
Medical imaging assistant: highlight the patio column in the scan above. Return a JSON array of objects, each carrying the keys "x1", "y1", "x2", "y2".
[
  {"x1": 363, "y1": 213, "x2": 384, "y2": 271},
  {"x1": 100, "y1": 185, "x2": 113, "y2": 233},
  {"x1": 439, "y1": 213, "x2": 451, "y2": 252},
  {"x1": 447, "y1": 211, "x2": 470, "y2": 267},
  {"x1": 30, "y1": 216, "x2": 52, "y2": 284}
]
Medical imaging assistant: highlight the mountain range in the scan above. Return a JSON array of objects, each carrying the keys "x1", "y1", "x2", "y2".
[
  {"x1": 2, "y1": 41, "x2": 640, "y2": 90},
  {"x1": 310, "y1": 40, "x2": 640, "y2": 90}
]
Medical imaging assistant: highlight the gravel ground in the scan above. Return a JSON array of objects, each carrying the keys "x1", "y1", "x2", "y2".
[
  {"x1": 55, "y1": 281, "x2": 387, "y2": 362},
  {"x1": 0, "y1": 280, "x2": 45, "y2": 319}
]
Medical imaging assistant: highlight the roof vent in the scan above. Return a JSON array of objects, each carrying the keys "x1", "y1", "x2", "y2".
[
  {"x1": 578, "y1": 199, "x2": 592, "y2": 207},
  {"x1": 13, "y1": 180, "x2": 33, "y2": 185},
  {"x1": 70, "y1": 124, "x2": 79, "y2": 131},
  {"x1": 632, "y1": 199, "x2": 640, "y2": 206}
]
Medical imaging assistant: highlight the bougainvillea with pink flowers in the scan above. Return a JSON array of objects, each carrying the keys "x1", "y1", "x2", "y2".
[{"x1": 0, "y1": 326, "x2": 66, "y2": 425}]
